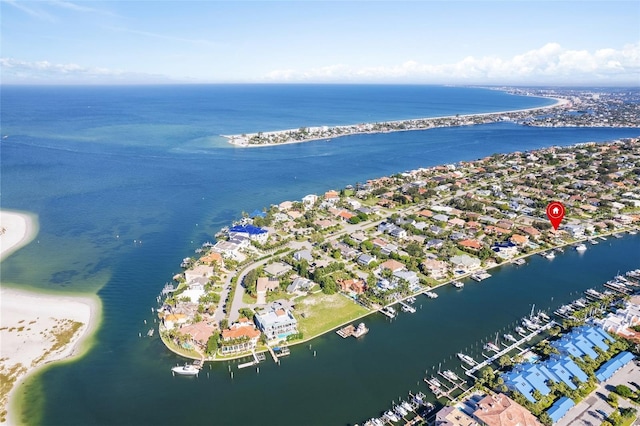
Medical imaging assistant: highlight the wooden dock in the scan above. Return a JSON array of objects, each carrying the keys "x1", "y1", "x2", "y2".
[{"x1": 336, "y1": 324, "x2": 356, "y2": 338}]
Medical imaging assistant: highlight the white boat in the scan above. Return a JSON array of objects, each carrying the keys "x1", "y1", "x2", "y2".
[
  {"x1": 512, "y1": 258, "x2": 526, "y2": 265},
  {"x1": 503, "y1": 333, "x2": 517, "y2": 342},
  {"x1": 453, "y1": 281, "x2": 464, "y2": 288},
  {"x1": 382, "y1": 306, "x2": 396, "y2": 318},
  {"x1": 555, "y1": 247, "x2": 564, "y2": 253},
  {"x1": 515, "y1": 326, "x2": 526, "y2": 336},
  {"x1": 629, "y1": 230, "x2": 638, "y2": 235},
  {"x1": 585, "y1": 288, "x2": 604, "y2": 300},
  {"x1": 575, "y1": 244, "x2": 587, "y2": 251},
  {"x1": 590, "y1": 239, "x2": 598, "y2": 245},
  {"x1": 400, "y1": 401, "x2": 413, "y2": 412},
  {"x1": 442, "y1": 370, "x2": 460, "y2": 382},
  {"x1": 613, "y1": 233, "x2": 623, "y2": 239},
  {"x1": 171, "y1": 363, "x2": 200, "y2": 376},
  {"x1": 353, "y1": 322, "x2": 369, "y2": 337},
  {"x1": 484, "y1": 342, "x2": 500, "y2": 352},
  {"x1": 394, "y1": 404, "x2": 408, "y2": 417},
  {"x1": 401, "y1": 304, "x2": 416, "y2": 313},
  {"x1": 384, "y1": 410, "x2": 400, "y2": 423},
  {"x1": 425, "y1": 291, "x2": 438, "y2": 299},
  {"x1": 457, "y1": 352, "x2": 476, "y2": 366},
  {"x1": 538, "y1": 312, "x2": 550, "y2": 321},
  {"x1": 573, "y1": 298, "x2": 587, "y2": 308},
  {"x1": 545, "y1": 251, "x2": 555, "y2": 259}
]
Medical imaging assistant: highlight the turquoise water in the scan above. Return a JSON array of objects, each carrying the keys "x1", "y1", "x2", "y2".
[{"x1": 1, "y1": 85, "x2": 638, "y2": 425}]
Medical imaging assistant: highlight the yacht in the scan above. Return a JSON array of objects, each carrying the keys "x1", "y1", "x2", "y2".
[
  {"x1": 503, "y1": 333, "x2": 517, "y2": 343},
  {"x1": 453, "y1": 281, "x2": 464, "y2": 289},
  {"x1": 538, "y1": 312, "x2": 550, "y2": 321},
  {"x1": 425, "y1": 291, "x2": 438, "y2": 299},
  {"x1": 590, "y1": 239, "x2": 598, "y2": 245},
  {"x1": 457, "y1": 352, "x2": 476, "y2": 366},
  {"x1": 484, "y1": 342, "x2": 500, "y2": 352},
  {"x1": 171, "y1": 363, "x2": 200, "y2": 376},
  {"x1": 573, "y1": 298, "x2": 587, "y2": 308},
  {"x1": 384, "y1": 410, "x2": 400, "y2": 423},
  {"x1": 442, "y1": 370, "x2": 460, "y2": 382},
  {"x1": 575, "y1": 243, "x2": 587, "y2": 251},
  {"x1": 400, "y1": 401, "x2": 413, "y2": 413},
  {"x1": 353, "y1": 323, "x2": 369, "y2": 338},
  {"x1": 545, "y1": 251, "x2": 556, "y2": 260},
  {"x1": 394, "y1": 404, "x2": 408, "y2": 417},
  {"x1": 515, "y1": 326, "x2": 526, "y2": 336},
  {"x1": 585, "y1": 288, "x2": 604, "y2": 300}
]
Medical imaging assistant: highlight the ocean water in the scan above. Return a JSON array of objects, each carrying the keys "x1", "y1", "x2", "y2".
[{"x1": 1, "y1": 85, "x2": 639, "y2": 425}]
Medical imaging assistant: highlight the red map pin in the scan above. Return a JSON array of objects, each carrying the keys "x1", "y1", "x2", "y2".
[{"x1": 546, "y1": 201, "x2": 565, "y2": 230}]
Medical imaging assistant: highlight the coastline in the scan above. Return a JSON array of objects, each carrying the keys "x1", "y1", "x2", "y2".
[
  {"x1": 0, "y1": 210, "x2": 102, "y2": 425},
  {"x1": 167, "y1": 225, "x2": 637, "y2": 364},
  {"x1": 223, "y1": 96, "x2": 570, "y2": 148},
  {"x1": 0, "y1": 210, "x2": 39, "y2": 263}
]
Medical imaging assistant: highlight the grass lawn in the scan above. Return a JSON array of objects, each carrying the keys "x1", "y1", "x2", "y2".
[
  {"x1": 295, "y1": 292, "x2": 369, "y2": 338},
  {"x1": 242, "y1": 292, "x2": 257, "y2": 305}
]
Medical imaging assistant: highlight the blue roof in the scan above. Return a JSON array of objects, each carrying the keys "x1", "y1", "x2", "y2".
[
  {"x1": 229, "y1": 224, "x2": 267, "y2": 235},
  {"x1": 547, "y1": 397, "x2": 575, "y2": 423},
  {"x1": 544, "y1": 361, "x2": 577, "y2": 390},
  {"x1": 596, "y1": 351, "x2": 635, "y2": 382}
]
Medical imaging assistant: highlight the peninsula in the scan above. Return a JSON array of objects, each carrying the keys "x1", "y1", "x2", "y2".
[{"x1": 157, "y1": 136, "x2": 640, "y2": 363}]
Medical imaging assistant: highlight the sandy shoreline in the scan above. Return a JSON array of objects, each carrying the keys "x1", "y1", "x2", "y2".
[
  {"x1": 0, "y1": 211, "x2": 38, "y2": 263},
  {"x1": 224, "y1": 96, "x2": 570, "y2": 148},
  {"x1": 0, "y1": 210, "x2": 101, "y2": 425}
]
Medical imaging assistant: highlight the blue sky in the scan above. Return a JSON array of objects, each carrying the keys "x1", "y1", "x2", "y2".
[{"x1": 1, "y1": 1, "x2": 639, "y2": 84}]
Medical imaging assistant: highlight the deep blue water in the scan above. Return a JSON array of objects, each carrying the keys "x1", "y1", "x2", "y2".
[{"x1": 1, "y1": 85, "x2": 639, "y2": 425}]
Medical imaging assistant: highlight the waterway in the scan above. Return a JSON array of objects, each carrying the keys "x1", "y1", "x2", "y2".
[{"x1": 1, "y1": 85, "x2": 638, "y2": 425}]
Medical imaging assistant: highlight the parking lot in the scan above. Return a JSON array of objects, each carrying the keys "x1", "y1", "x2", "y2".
[{"x1": 556, "y1": 360, "x2": 640, "y2": 426}]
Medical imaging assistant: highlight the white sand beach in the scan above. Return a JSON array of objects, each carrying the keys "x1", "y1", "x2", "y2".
[
  {"x1": 0, "y1": 211, "x2": 38, "y2": 263},
  {"x1": 225, "y1": 96, "x2": 571, "y2": 148},
  {"x1": 0, "y1": 210, "x2": 101, "y2": 425}
]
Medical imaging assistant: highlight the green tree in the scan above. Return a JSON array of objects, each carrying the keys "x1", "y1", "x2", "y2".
[
  {"x1": 220, "y1": 319, "x2": 229, "y2": 330},
  {"x1": 206, "y1": 332, "x2": 220, "y2": 354},
  {"x1": 615, "y1": 384, "x2": 633, "y2": 398}
]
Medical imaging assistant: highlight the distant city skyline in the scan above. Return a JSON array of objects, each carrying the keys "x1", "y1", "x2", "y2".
[{"x1": 1, "y1": 0, "x2": 639, "y2": 85}]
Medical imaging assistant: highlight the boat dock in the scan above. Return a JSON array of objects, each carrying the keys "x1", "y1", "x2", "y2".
[
  {"x1": 470, "y1": 271, "x2": 492, "y2": 281},
  {"x1": 336, "y1": 324, "x2": 356, "y2": 338},
  {"x1": 238, "y1": 351, "x2": 266, "y2": 369},
  {"x1": 464, "y1": 320, "x2": 557, "y2": 378},
  {"x1": 399, "y1": 301, "x2": 416, "y2": 313}
]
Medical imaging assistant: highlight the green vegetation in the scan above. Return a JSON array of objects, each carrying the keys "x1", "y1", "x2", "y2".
[{"x1": 295, "y1": 293, "x2": 368, "y2": 338}]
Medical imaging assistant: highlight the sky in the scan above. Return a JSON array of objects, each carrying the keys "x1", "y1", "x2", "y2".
[{"x1": 1, "y1": 1, "x2": 639, "y2": 85}]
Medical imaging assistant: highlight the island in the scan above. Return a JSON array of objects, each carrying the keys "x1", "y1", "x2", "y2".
[{"x1": 223, "y1": 88, "x2": 639, "y2": 147}]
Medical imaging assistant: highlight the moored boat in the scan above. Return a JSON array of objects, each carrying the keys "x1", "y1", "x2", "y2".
[{"x1": 171, "y1": 363, "x2": 200, "y2": 376}]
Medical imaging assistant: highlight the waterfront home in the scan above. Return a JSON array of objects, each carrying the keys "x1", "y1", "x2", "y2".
[
  {"x1": 435, "y1": 406, "x2": 479, "y2": 426},
  {"x1": 491, "y1": 242, "x2": 518, "y2": 260},
  {"x1": 287, "y1": 277, "x2": 314, "y2": 294},
  {"x1": 594, "y1": 296, "x2": 640, "y2": 336},
  {"x1": 184, "y1": 264, "x2": 214, "y2": 283},
  {"x1": 561, "y1": 224, "x2": 585, "y2": 238},
  {"x1": 228, "y1": 224, "x2": 269, "y2": 244},
  {"x1": 302, "y1": 194, "x2": 318, "y2": 209},
  {"x1": 509, "y1": 234, "x2": 529, "y2": 247},
  {"x1": 255, "y1": 308, "x2": 298, "y2": 341},
  {"x1": 324, "y1": 190, "x2": 339, "y2": 201},
  {"x1": 199, "y1": 251, "x2": 224, "y2": 268},
  {"x1": 449, "y1": 254, "x2": 481, "y2": 273},
  {"x1": 162, "y1": 313, "x2": 187, "y2": 330},
  {"x1": 212, "y1": 240, "x2": 243, "y2": 261},
  {"x1": 519, "y1": 226, "x2": 541, "y2": 240},
  {"x1": 278, "y1": 200, "x2": 294, "y2": 211},
  {"x1": 181, "y1": 282, "x2": 206, "y2": 303},
  {"x1": 393, "y1": 270, "x2": 419, "y2": 287},
  {"x1": 220, "y1": 320, "x2": 261, "y2": 355},
  {"x1": 473, "y1": 393, "x2": 543, "y2": 426},
  {"x1": 179, "y1": 321, "x2": 217, "y2": 350},
  {"x1": 263, "y1": 262, "x2": 292, "y2": 277},
  {"x1": 421, "y1": 258, "x2": 449, "y2": 280}
]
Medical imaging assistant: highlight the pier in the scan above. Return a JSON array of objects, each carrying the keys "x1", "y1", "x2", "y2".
[
  {"x1": 464, "y1": 320, "x2": 557, "y2": 377},
  {"x1": 237, "y1": 351, "x2": 266, "y2": 369}
]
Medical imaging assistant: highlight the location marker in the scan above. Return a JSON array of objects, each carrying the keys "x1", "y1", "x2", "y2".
[{"x1": 546, "y1": 201, "x2": 565, "y2": 230}]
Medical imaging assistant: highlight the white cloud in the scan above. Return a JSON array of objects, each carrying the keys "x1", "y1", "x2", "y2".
[
  {"x1": 263, "y1": 42, "x2": 640, "y2": 84},
  {"x1": 0, "y1": 58, "x2": 172, "y2": 84}
]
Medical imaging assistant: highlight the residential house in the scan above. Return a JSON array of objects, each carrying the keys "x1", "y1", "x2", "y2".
[
  {"x1": 220, "y1": 320, "x2": 261, "y2": 355},
  {"x1": 509, "y1": 234, "x2": 529, "y2": 247},
  {"x1": 256, "y1": 276, "x2": 280, "y2": 304},
  {"x1": 293, "y1": 249, "x2": 313, "y2": 263},
  {"x1": 421, "y1": 258, "x2": 449, "y2": 280},
  {"x1": 287, "y1": 277, "x2": 314, "y2": 293},
  {"x1": 178, "y1": 321, "x2": 216, "y2": 350},
  {"x1": 184, "y1": 264, "x2": 214, "y2": 283},
  {"x1": 379, "y1": 259, "x2": 406, "y2": 273},
  {"x1": 459, "y1": 239, "x2": 483, "y2": 251},
  {"x1": 255, "y1": 309, "x2": 298, "y2": 341},
  {"x1": 449, "y1": 254, "x2": 481, "y2": 272},
  {"x1": 263, "y1": 262, "x2": 292, "y2": 277},
  {"x1": 435, "y1": 406, "x2": 478, "y2": 426},
  {"x1": 337, "y1": 278, "x2": 366, "y2": 295},
  {"x1": 426, "y1": 239, "x2": 444, "y2": 250},
  {"x1": 473, "y1": 393, "x2": 543, "y2": 426},
  {"x1": 228, "y1": 224, "x2": 269, "y2": 244},
  {"x1": 357, "y1": 253, "x2": 376, "y2": 267}
]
